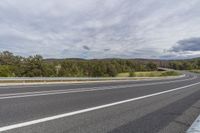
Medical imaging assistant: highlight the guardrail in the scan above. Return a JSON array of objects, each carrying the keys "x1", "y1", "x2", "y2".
[
  {"x1": 0, "y1": 77, "x2": 151, "y2": 84},
  {"x1": 0, "y1": 77, "x2": 140, "y2": 81},
  {"x1": 0, "y1": 74, "x2": 184, "y2": 82},
  {"x1": 0, "y1": 74, "x2": 185, "y2": 86},
  {"x1": 187, "y1": 115, "x2": 200, "y2": 133}
]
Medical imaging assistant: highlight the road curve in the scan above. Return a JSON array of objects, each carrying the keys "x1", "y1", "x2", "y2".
[{"x1": 0, "y1": 72, "x2": 200, "y2": 133}]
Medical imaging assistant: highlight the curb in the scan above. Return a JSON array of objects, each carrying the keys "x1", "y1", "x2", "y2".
[{"x1": 187, "y1": 115, "x2": 200, "y2": 133}]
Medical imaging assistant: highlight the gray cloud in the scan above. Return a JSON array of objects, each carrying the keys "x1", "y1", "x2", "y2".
[
  {"x1": 171, "y1": 37, "x2": 200, "y2": 52},
  {"x1": 0, "y1": 0, "x2": 200, "y2": 59},
  {"x1": 83, "y1": 45, "x2": 90, "y2": 51},
  {"x1": 104, "y1": 48, "x2": 110, "y2": 52}
]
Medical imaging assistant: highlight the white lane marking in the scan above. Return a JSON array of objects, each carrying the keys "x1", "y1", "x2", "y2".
[
  {"x1": 0, "y1": 81, "x2": 200, "y2": 132},
  {"x1": 0, "y1": 76, "x2": 197, "y2": 100}
]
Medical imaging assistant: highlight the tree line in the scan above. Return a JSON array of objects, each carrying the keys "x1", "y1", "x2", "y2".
[
  {"x1": 168, "y1": 59, "x2": 200, "y2": 70},
  {"x1": 1, "y1": 51, "x2": 199, "y2": 77},
  {"x1": 0, "y1": 51, "x2": 158, "y2": 77}
]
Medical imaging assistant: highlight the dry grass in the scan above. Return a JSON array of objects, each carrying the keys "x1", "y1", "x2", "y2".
[
  {"x1": 117, "y1": 71, "x2": 180, "y2": 77},
  {"x1": 190, "y1": 70, "x2": 200, "y2": 73}
]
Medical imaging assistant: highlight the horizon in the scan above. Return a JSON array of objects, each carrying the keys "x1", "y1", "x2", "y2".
[
  {"x1": 1, "y1": 50, "x2": 198, "y2": 61},
  {"x1": 0, "y1": 0, "x2": 200, "y2": 59}
]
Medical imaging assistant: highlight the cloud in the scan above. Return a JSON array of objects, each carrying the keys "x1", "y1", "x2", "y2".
[
  {"x1": 83, "y1": 45, "x2": 90, "y2": 51},
  {"x1": 0, "y1": 0, "x2": 200, "y2": 59},
  {"x1": 171, "y1": 37, "x2": 200, "y2": 52},
  {"x1": 164, "y1": 37, "x2": 200, "y2": 59},
  {"x1": 104, "y1": 48, "x2": 110, "y2": 52}
]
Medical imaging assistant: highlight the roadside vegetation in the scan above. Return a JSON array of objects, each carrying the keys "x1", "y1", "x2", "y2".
[
  {"x1": 117, "y1": 71, "x2": 181, "y2": 77},
  {"x1": 168, "y1": 59, "x2": 200, "y2": 70},
  {"x1": 190, "y1": 70, "x2": 200, "y2": 73},
  {"x1": 0, "y1": 51, "x2": 199, "y2": 77},
  {"x1": 0, "y1": 51, "x2": 157, "y2": 77}
]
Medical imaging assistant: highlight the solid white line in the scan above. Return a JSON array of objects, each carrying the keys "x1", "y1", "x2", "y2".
[
  {"x1": 0, "y1": 81, "x2": 200, "y2": 132},
  {"x1": 0, "y1": 76, "x2": 197, "y2": 100}
]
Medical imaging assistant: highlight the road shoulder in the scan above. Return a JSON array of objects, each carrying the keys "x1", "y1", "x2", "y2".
[{"x1": 159, "y1": 100, "x2": 200, "y2": 133}]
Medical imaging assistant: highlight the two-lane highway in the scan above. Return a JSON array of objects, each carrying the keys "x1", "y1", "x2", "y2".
[{"x1": 0, "y1": 73, "x2": 200, "y2": 133}]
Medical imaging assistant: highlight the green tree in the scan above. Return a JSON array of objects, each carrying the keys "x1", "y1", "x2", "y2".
[
  {"x1": 21, "y1": 55, "x2": 45, "y2": 77},
  {"x1": 0, "y1": 65, "x2": 14, "y2": 77},
  {"x1": 146, "y1": 62, "x2": 157, "y2": 71}
]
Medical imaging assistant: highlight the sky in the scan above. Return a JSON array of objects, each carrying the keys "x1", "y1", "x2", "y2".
[{"x1": 0, "y1": 0, "x2": 200, "y2": 59}]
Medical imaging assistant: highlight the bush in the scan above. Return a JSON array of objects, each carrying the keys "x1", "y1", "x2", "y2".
[
  {"x1": 161, "y1": 71, "x2": 180, "y2": 76},
  {"x1": 0, "y1": 65, "x2": 14, "y2": 77},
  {"x1": 129, "y1": 71, "x2": 135, "y2": 77}
]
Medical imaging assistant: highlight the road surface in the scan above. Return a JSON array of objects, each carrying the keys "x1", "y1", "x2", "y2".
[{"x1": 0, "y1": 72, "x2": 200, "y2": 133}]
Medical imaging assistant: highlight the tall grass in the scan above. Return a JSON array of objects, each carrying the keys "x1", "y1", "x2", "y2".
[{"x1": 117, "y1": 71, "x2": 180, "y2": 77}]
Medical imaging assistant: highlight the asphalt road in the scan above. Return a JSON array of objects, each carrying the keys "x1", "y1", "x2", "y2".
[{"x1": 0, "y1": 72, "x2": 200, "y2": 133}]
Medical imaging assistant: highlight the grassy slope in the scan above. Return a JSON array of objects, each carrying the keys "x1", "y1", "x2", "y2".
[
  {"x1": 190, "y1": 70, "x2": 200, "y2": 73},
  {"x1": 117, "y1": 71, "x2": 181, "y2": 77}
]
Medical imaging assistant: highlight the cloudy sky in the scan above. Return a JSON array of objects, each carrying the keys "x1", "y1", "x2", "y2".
[{"x1": 0, "y1": 0, "x2": 200, "y2": 59}]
